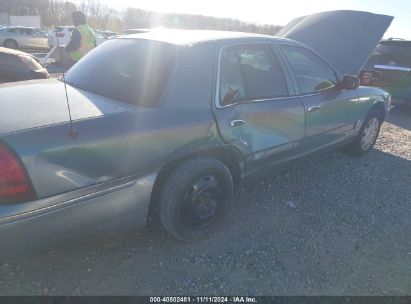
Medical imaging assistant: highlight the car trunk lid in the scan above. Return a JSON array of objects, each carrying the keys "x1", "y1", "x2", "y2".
[{"x1": 0, "y1": 79, "x2": 137, "y2": 136}]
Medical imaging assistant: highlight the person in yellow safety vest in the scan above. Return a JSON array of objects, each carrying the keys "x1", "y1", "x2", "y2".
[{"x1": 65, "y1": 11, "x2": 96, "y2": 64}]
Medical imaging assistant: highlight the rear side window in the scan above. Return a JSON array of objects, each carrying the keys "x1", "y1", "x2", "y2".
[
  {"x1": 280, "y1": 45, "x2": 338, "y2": 94},
  {"x1": 65, "y1": 39, "x2": 180, "y2": 107},
  {"x1": 374, "y1": 43, "x2": 411, "y2": 61},
  {"x1": 219, "y1": 44, "x2": 288, "y2": 106}
]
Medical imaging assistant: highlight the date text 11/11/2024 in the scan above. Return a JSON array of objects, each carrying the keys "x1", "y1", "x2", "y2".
[{"x1": 149, "y1": 297, "x2": 258, "y2": 303}]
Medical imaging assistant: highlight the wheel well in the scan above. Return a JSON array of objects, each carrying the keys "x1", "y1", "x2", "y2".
[
  {"x1": 4, "y1": 39, "x2": 18, "y2": 47},
  {"x1": 147, "y1": 147, "x2": 242, "y2": 221},
  {"x1": 371, "y1": 102, "x2": 386, "y2": 121}
]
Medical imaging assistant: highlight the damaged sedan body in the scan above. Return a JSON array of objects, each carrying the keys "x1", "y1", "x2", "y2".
[{"x1": 0, "y1": 11, "x2": 392, "y2": 253}]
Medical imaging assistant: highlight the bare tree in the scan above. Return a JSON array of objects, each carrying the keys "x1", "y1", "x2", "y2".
[{"x1": 4, "y1": 0, "x2": 282, "y2": 35}]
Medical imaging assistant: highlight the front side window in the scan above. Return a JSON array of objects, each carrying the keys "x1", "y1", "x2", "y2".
[
  {"x1": 219, "y1": 44, "x2": 288, "y2": 106},
  {"x1": 93, "y1": 30, "x2": 105, "y2": 39},
  {"x1": 65, "y1": 39, "x2": 180, "y2": 107},
  {"x1": 280, "y1": 45, "x2": 338, "y2": 94}
]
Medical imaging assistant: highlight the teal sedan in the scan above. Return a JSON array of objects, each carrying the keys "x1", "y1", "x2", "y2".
[{"x1": 0, "y1": 11, "x2": 393, "y2": 253}]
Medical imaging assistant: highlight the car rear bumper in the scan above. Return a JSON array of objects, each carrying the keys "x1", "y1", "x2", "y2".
[{"x1": 0, "y1": 171, "x2": 158, "y2": 256}]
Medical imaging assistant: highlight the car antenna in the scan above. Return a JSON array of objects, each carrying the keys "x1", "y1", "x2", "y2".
[{"x1": 50, "y1": 0, "x2": 78, "y2": 139}]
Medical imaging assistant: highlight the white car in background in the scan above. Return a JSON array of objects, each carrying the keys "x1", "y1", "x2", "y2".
[
  {"x1": 0, "y1": 26, "x2": 49, "y2": 50},
  {"x1": 47, "y1": 26, "x2": 108, "y2": 48}
]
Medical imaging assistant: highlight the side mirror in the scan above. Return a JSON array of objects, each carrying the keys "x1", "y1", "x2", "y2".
[{"x1": 342, "y1": 74, "x2": 360, "y2": 90}]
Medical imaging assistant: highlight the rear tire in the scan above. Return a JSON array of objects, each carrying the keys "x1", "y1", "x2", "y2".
[
  {"x1": 344, "y1": 109, "x2": 383, "y2": 156},
  {"x1": 158, "y1": 157, "x2": 233, "y2": 242},
  {"x1": 3, "y1": 39, "x2": 18, "y2": 49}
]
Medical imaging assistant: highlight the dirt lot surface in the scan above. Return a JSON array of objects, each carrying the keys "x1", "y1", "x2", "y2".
[{"x1": 0, "y1": 108, "x2": 410, "y2": 296}]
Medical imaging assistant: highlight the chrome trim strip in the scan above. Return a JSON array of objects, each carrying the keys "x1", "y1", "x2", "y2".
[
  {"x1": 0, "y1": 170, "x2": 158, "y2": 224},
  {"x1": 374, "y1": 64, "x2": 411, "y2": 72},
  {"x1": 217, "y1": 96, "x2": 299, "y2": 109},
  {"x1": 0, "y1": 181, "x2": 135, "y2": 224}
]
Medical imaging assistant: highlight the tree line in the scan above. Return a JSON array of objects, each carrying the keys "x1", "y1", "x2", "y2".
[{"x1": 3, "y1": 0, "x2": 282, "y2": 35}]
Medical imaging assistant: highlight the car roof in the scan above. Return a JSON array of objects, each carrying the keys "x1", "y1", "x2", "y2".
[{"x1": 119, "y1": 29, "x2": 297, "y2": 46}]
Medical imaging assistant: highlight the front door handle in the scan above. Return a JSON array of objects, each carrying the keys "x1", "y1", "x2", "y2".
[
  {"x1": 230, "y1": 119, "x2": 246, "y2": 127},
  {"x1": 307, "y1": 105, "x2": 321, "y2": 112}
]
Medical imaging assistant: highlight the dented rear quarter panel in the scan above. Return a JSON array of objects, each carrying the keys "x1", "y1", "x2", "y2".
[{"x1": 0, "y1": 42, "x2": 223, "y2": 199}]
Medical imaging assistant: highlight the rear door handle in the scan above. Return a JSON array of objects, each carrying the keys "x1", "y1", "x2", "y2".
[
  {"x1": 230, "y1": 120, "x2": 246, "y2": 127},
  {"x1": 307, "y1": 105, "x2": 321, "y2": 112}
]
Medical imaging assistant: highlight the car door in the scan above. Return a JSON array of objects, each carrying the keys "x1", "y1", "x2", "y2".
[
  {"x1": 213, "y1": 43, "x2": 306, "y2": 174},
  {"x1": 18, "y1": 28, "x2": 34, "y2": 48},
  {"x1": 29, "y1": 29, "x2": 47, "y2": 49},
  {"x1": 5, "y1": 28, "x2": 25, "y2": 48},
  {"x1": 278, "y1": 44, "x2": 359, "y2": 153}
]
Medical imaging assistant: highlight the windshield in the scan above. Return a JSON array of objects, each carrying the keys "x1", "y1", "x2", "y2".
[{"x1": 65, "y1": 39, "x2": 180, "y2": 107}]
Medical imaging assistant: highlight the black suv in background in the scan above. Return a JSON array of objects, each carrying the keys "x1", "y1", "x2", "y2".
[{"x1": 360, "y1": 38, "x2": 411, "y2": 106}]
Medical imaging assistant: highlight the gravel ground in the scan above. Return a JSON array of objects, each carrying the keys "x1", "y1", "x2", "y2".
[{"x1": 0, "y1": 108, "x2": 410, "y2": 296}]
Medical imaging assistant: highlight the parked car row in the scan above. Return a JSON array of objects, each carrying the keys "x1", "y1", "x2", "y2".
[
  {"x1": 0, "y1": 26, "x2": 49, "y2": 50},
  {"x1": 47, "y1": 26, "x2": 109, "y2": 48},
  {"x1": 0, "y1": 25, "x2": 112, "y2": 51},
  {"x1": 0, "y1": 25, "x2": 160, "y2": 52}
]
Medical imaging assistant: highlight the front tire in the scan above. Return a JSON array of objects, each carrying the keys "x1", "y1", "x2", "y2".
[
  {"x1": 158, "y1": 157, "x2": 233, "y2": 242},
  {"x1": 345, "y1": 109, "x2": 383, "y2": 156}
]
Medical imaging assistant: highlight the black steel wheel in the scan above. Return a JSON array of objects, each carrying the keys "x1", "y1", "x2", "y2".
[{"x1": 158, "y1": 157, "x2": 233, "y2": 241}]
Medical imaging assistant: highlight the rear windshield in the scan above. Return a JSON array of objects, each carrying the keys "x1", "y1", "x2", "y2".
[
  {"x1": 65, "y1": 39, "x2": 180, "y2": 107},
  {"x1": 374, "y1": 43, "x2": 411, "y2": 60}
]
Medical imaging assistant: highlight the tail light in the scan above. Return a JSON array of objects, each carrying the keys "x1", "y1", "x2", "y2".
[
  {"x1": 56, "y1": 32, "x2": 65, "y2": 38},
  {"x1": 0, "y1": 143, "x2": 36, "y2": 204}
]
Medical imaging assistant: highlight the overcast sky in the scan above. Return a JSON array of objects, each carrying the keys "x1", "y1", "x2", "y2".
[{"x1": 75, "y1": 0, "x2": 411, "y2": 39}]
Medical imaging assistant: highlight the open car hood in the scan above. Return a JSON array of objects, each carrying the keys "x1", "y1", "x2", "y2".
[{"x1": 277, "y1": 10, "x2": 393, "y2": 76}]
